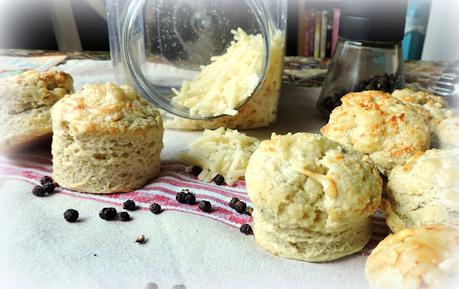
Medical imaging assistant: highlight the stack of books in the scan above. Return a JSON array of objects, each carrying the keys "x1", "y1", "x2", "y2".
[{"x1": 299, "y1": 8, "x2": 341, "y2": 58}]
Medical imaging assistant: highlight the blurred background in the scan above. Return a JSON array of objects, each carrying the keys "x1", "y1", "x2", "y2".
[{"x1": 0, "y1": 0, "x2": 457, "y2": 61}]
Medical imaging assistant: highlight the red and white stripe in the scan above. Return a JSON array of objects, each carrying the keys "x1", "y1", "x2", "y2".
[{"x1": 0, "y1": 154, "x2": 390, "y2": 252}]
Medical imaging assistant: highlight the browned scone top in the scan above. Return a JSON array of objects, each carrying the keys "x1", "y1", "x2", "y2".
[
  {"x1": 321, "y1": 90, "x2": 431, "y2": 175},
  {"x1": 0, "y1": 70, "x2": 74, "y2": 152}
]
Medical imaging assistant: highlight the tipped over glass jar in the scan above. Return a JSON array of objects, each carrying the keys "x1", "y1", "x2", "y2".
[{"x1": 107, "y1": 0, "x2": 287, "y2": 130}]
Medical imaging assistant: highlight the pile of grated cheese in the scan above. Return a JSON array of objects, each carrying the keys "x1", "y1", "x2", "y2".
[
  {"x1": 171, "y1": 28, "x2": 265, "y2": 117},
  {"x1": 180, "y1": 127, "x2": 260, "y2": 185}
]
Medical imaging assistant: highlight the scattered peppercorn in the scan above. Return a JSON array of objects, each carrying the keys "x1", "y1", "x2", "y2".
[
  {"x1": 229, "y1": 197, "x2": 240, "y2": 209},
  {"x1": 213, "y1": 174, "x2": 225, "y2": 185},
  {"x1": 245, "y1": 206, "x2": 253, "y2": 216},
  {"x1": 136, "y1": 234, "x2": 146, "y2": 244},
  {"x1": 32, "y1": 185, "x2": 46, "y2": 197},
  {"x1": 176, "y1": 192, "x2": 187, "y2": 204},
  {"x1": 190, "y1": 166, "x2": 203, "y2": 176},
  {"x1": 199, "y1": 200, "x2": 212, "y2": 213},
  {"x1": 184, "y1": 192, "x2": 196, "y2": 205},
  {"x1": 233, "y1": 201, "x2": 247, "y2": 214},
  {"x1": 39, "y1": 176, "x2": 53, "y2": 185},
  {"x1": 118, "y1": 211, "x2": 131, "y2": 222},
  {"x1": 123, "y1": 199, "x2": 136, "y2": 211},
  {"x1": 240, "y1": 224, "x2": 253, "y2": 235},
  {"x1": 149, "y1": 203, "x2": 162, "y2": 214},
  {"x1": 63, "y1": 209, "x2": 79, "y2": 222},
  {"x1": 99, "y1": 207, "x2": 117, "y2": 221},
  {"x1": 42, "y1": 182, "x2": 55, "y2": 194}
]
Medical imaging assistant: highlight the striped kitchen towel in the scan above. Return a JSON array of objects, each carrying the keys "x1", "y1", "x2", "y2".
[{"x1": 0, "y1": 152, "x2": 390, "y2": 254}]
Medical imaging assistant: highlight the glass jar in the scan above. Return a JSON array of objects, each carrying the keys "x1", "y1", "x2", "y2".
[
  {"x1": 317, "y1": 39, "x2": 404, "y2": 117},
  {"x1": 107, "y1": 0, "x2": 287, "y2": 130}
]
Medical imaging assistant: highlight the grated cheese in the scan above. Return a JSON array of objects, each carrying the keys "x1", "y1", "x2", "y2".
[
  {"x1": 171, "y1": 28, "x2": 265, "y2": 117},
  {"x1": 180, "y1": 127, "x2": 260, "y2": 185}
]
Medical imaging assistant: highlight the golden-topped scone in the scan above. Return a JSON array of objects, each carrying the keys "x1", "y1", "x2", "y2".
[
  {"x1": 432, "y1": 117, "x2": 459, "y2": 149},
  {"x1": 392, "y1": 88, "x2": 453, "y2": 131},
  {"x1": 51, "y1": 83, "x2": 164, "y2": 194},
  {"x1": 365, "y1": 225, "x2": 459, "y2": 289},
  {"x1": 383, "y1": 149, "x2": 459, "y2": 232},
  {"x1": 246, "y1": 133, "x2": 382, "y2": 262},
  {"x1": 321, "y1": 90, "x2": 431, "y2": 175},
  {"x1": 0, "y1": 70, "x2": 73, "y2": 151}
]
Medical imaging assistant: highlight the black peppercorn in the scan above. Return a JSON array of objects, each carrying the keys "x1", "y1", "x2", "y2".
[
  {"x1": 149, "y1": 203, "x2": 162, "y2": 214},
  {"x1": 176, "y1": 192, "x2": 187, "y2": 204},
  {"x1": 32, "y1": 185, "x2": 45, "y2": 197},
  {"x1": 233, "y1": 201, "x2": 247, "y2": 214},
  {"x1": 199, "y1": 200, "x2": 212, "y2": 213},
  {"x1": 123, "y1": 199, "x2": 136, "y2": 211},
  {"x1": 39, "y1": 176, "x2": 53, "y2": 185},
  {"x1": 184, "y1": 192, "x2": 196, "y2": 205},
  {"x1": 213, "y1": 174, "x2": 225, "y2": 185},
  {"x1": 240, "y1": 224, "x2": 253, "y2": 235},
  {"x1": 42, "y1": 182, "x2": 55, "y2": 194},
  {"x1": 190, "y1": 166, "x2": 203, "y2": 176},
  {"x1": 117, "y1": 211, "x2": 131, "y2": 221},
  {"x1": 63, "y1": 209, "x2": 79, "y2": 222},
  {"x1": 229, "y1": 197, "x2": 240, "y2": 209},
  {"x1": 99, "y1": 207, "x2": 117, "y2": 221}
]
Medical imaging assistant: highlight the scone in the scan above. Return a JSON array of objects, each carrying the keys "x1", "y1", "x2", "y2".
[
  {"x1": 383, "y1": 149, "x2": 459, "y2": 232},
  {"x1": 365, "y1": 225, "x2": 459, "y2": 289},
  {"x1": 321, "y1": 90, "x2": 431, "y2": 175},
  {"x1": 392, "y1": 88, "x2": 453, "y2": 131},
  {"x1": 51, "y1": 83, "x2": 164, "y2": 194},
  {"x1": 432, "y1": 117, "x2": 459, "y2": 149},
  {"x1": 0, "y1": 70, "x2": 73, "y2": 151},
  {"x1": 245, "y1": 133, "x2": 382, "y2": 262}
]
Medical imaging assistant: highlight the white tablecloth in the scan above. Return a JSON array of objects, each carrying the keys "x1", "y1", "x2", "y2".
[{"x1": 0, "y1": 60, "x2": 371, "y2": 289}]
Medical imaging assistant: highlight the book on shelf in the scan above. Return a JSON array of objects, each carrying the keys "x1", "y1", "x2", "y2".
[
  {"x1": 313, "y1": 10, "x2": 321, "y2": 58},
  {"x1": 299, "y1": 5, "x2": 341, "y2": 58}
]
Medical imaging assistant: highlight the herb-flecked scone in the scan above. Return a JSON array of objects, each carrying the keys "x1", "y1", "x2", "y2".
[
  {"x1": 382, "y1": 149, "x2": 459, "y2": 232},
  {"x1": 321, "y1": 90, "x2": 431, "y2": 175},
  {"x1": 245, "y1": 133, "x2": 382, "y2": 262},
  {"x1": 51, "y1": 83, "x2": 164, "y2": 194},
  {"x1": 0, "y1": 70, "x2": 73, "y2": 151},
  {"x1": 365, "y1": 225, "x2": 459, "y2": 289},
  {"x1": 392, "y1": 88, "x2": 453, "y2": 131}
]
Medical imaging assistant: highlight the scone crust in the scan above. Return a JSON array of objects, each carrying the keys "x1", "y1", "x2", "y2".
[
  {"x1": 365, "y1": 225, "x2": 459, "y2": 289},
  {"x1": 0, "y1": 70, "x2": 73, "y2": 114},
  {"x1": 433, "y1": 117, "x2": 459, "y2": 149},
  {"x1": 246, "y1": 133, "x2": 382, "y2": 261},
  {"x1": 384, "y1": 149, "x2": 459, "y2": 232},
  {"x1": 51, "y1": 83, "x2": 164, "y2": 194},
  {"x1": 0, "y1": 70, "x2": 73, "y2": 151},
  {"x1": 321, "y1": 90, "x2": 431, "y2": 174},
  {"x1": 392, "y1": 88, "x2": 453, "y2": 130}
]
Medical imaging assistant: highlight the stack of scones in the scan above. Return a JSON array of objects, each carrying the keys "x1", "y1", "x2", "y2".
[{"x1": 246, "y1": 89, "x2": 459, "y2": 289}]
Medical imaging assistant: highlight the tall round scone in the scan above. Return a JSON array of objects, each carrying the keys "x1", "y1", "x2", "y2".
[
  {"x1": 365, "y1": 225, "x2": 459, "y2": 289},
  {"x1": 51, "y1": 83, "x2": 164, "y2": 194},
  {"x1": 0, "y1": 70, "x2": 73, "y2": 151},
  {"x1": 383, "y1": 149, "x2": 459, "y2": 232},
  {"x1": 321, "y1": 90, "x2": 431, "y2": 175},
  {"x1": 245, "y1": 133, "x2": 382, "y2": 262}
]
